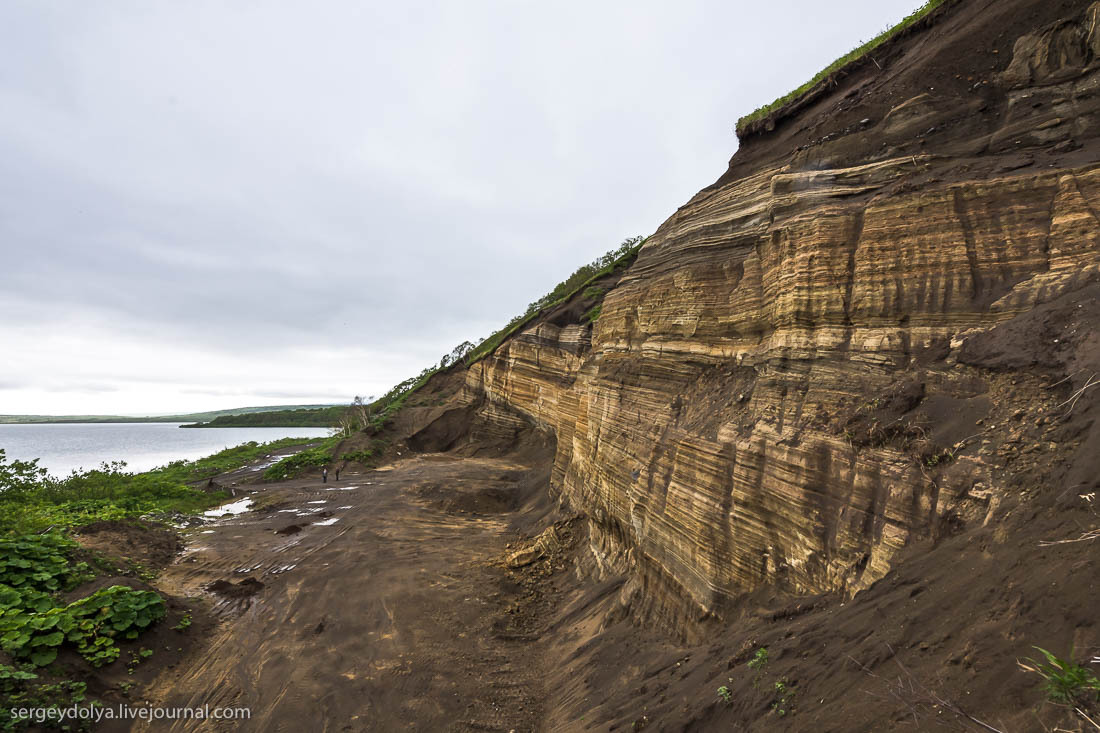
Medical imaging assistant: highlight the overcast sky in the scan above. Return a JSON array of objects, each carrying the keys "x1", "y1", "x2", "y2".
[{"x1": 1, "y1": 0, "x2": 926, "y2": 415}]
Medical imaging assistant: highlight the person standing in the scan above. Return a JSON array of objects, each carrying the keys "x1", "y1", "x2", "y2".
[
  {"x1": 335, "y1": 467, "x2": 341, "y2": 481},
  {"x1": 322, "y1": 467, "x2": 328, "y2": 484}
]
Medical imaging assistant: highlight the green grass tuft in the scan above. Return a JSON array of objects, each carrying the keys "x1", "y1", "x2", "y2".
[{"x1": 1022, "y1": 647, "x2": 1100, "y2": 706}]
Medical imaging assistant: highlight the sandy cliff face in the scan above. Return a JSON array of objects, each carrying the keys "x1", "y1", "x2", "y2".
[{"x1": 460, "y1": 0, "x2": 1100, "y2": 633}]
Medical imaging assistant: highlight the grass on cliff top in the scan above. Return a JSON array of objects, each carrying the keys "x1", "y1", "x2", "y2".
[{"x1": 735, "y1": 0, "x2": 949, "y2": 135}]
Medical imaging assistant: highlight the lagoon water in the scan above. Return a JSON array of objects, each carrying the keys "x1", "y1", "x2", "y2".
[{"x1": 0, "y1": 423, "x2": 332, "y2": 477}]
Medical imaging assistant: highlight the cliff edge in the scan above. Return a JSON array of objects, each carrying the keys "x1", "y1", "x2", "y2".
[{"x1": 393, "y1": 0, "x2": 1100, "y2": 728}]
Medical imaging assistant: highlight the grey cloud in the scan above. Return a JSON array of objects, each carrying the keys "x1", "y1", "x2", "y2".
[
  {"x1": 42, "y1": 382, "x2": 119, "y2": 394},
  {"x1": 1, "y1": 0, "x2": 929, "y2": 413}
]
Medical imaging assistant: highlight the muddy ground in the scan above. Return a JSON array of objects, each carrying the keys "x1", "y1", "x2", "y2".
[{"x1": 125, "y1": 453, "x2": 565, "y2": 732}]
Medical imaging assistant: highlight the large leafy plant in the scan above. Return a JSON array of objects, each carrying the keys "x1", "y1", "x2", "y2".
[
  {"x1": 0, "y1": 585, "x2": 165, "y2": 667},
  {"x1": 0, "y1": 534, "x2": 165, "y2": 667}
]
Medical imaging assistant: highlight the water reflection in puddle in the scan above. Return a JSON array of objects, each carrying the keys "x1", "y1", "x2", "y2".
[{"x1": 204, "y1": 498, "x2": 253, "y2": 517}]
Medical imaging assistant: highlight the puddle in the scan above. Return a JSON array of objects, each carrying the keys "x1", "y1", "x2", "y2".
[
  {"x1": 250, "y1": 453, "x2": 298, "y2": 472},
  {"x1": 307, "y1": 500, "x2": 327, "y2": 504},
  {"x1": 315, "y1": 517, "x2": 340, "y2": 526},
  {"x1": 204, "y1": 498, "x2": 253, "y2": 518},
  {"x1": 337, "y1": 506, "x2": 354, "y2": 510},
  {"x1": 201, "y1": 530, "x2": 215, "y2": 534},
  {"x1": 325, "y1": 486, "x2": 358, "y2": 491}
]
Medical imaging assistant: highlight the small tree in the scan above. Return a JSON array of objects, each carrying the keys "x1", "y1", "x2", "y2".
[
  {"x1": 336, "y1": 395, "x2": 377, "y2": 437},
  {"x1": 440, "y1": 341, "x2": 475, "y2": 369}
]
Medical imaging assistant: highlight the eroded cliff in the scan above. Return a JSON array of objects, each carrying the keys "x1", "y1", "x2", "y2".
[{"x1": 437, "y1": 0, "x2": 1100, "y2": 638}]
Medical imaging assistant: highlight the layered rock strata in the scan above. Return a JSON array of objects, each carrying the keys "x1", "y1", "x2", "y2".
[{"x1": 458, "y1": 0, "x2": 1100, "y2": 630}]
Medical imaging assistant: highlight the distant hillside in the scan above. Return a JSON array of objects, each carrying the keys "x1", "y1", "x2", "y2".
[
  {"x1": 0, "y1": 404, "x2": 341, "y2": 425},
  {"x1": 181, "y1": 405, "x2": 345, "y2": 428}
]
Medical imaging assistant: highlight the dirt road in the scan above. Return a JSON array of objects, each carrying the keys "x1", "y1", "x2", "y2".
[{"x1": 135, "y1": 455, "x2": 550, "y2": 732}]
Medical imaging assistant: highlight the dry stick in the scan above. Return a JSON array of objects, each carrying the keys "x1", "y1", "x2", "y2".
[
  {"x1": 849, "y1": 649, "x2": 1007, "y2": 732},
  {"x1": 954, "y1": 432, "x2": 984, "y2": 451},
  {"x1": 1058, "y1": 373, "x2": 1100, "y2": 414},
  {"x1": 1076, "y1": 707, "x2": 1100, "y2": 732},
  {"x1": 888, "y1": 648, "x2": 1008, "y2": 733},
  {"x1": 1047, "y1": 369, "x2": 1083, "y2": 390},
  {"x1": 1038, "y1": 528, "x2": 1100, "y2": 547}
]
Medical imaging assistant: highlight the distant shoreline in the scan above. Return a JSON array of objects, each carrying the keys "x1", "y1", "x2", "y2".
[{"x1": 0, "y1": 404, "x2": 341, "y2": 427}]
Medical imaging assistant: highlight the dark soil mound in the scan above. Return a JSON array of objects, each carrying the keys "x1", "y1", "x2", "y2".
[
  {"x1": 73, "y1": 519, "x2": 182, "y2": 569},
  {"x1": 206, "y1": 577, "x2": 265, "y2": 599}
]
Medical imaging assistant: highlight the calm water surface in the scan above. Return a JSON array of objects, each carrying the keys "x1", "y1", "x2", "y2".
[{"x1": 0, "y1": 423, "x2": 331, "y2": 477}]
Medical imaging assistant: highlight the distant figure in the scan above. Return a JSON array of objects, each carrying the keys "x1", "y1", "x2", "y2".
[
  {"x1": 322, "y1": 467, "x2": 328, "y2": 484},
  {"x1": 335, "y1": 468, "x2": 341, "y2": 481}
]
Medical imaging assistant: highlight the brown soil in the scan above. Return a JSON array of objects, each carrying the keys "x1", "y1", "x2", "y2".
[
  {"x1": 205, "y1": 577, "x2": 265, "y2": 599},
  {"x1": 72, "y1": 519, "x2": 183, "y2": 570},
  {"x1": 718, "y1": 0, "x2": 1099, "y2": 188}
]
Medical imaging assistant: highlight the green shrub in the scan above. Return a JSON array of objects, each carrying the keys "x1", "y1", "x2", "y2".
[
  {"x1": 340, "y1": 449, "x2": 374, "y2": 465},
  {"x1": 582, "y1": 285, "x2": 606, "y2": 299},
  {"x1": 748, "y1": 647, "x2": 769, "y2": 687},
  {"x1": 0, "y1": 451, "x2": 46, "y2": 496},
  {"x1": 0, "y1": 450, "x2": 240, "y2": 535}
]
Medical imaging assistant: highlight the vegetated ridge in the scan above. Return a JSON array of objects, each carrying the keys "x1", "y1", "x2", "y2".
[{"x1": 179, "y1": 405, "x2": 345, "y2": 428}]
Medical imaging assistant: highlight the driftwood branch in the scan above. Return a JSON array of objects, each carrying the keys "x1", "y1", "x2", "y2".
[{"x1": 1038, "y1": 528, "x2": 1100, "y2": 547}]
